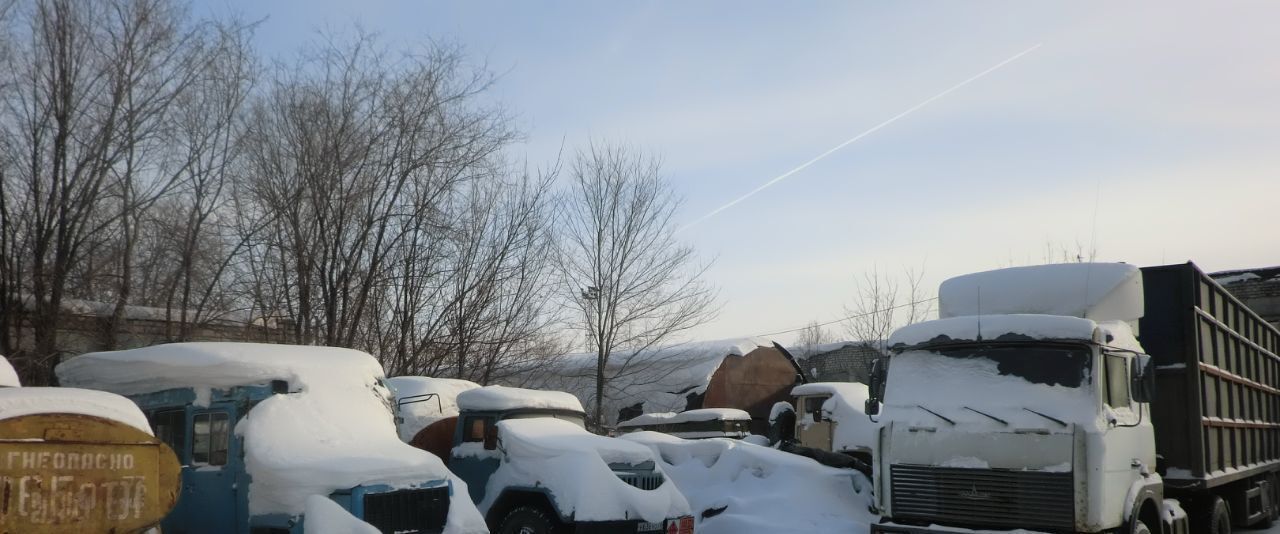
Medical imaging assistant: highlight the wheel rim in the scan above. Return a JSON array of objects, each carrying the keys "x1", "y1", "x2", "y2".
[{"x1": 517, "y1": 527, "x2": 536, "y2": 534}]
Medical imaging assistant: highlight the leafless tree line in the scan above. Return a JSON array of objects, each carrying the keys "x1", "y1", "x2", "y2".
[{"x1": 0, "y1": 0, "x2": 599, "y2": 386}]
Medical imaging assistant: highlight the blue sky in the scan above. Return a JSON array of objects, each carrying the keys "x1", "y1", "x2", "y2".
[{"x1": 210, "y1": 1, "x2": 1280, "y2": 343}]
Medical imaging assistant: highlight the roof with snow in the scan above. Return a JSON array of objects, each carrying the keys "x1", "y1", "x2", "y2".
[
  {"x1": 456, "y1": 385, "x2": 585, "y2": 413},
  {"x1": 531, "y1": 337, "x2": 786, "y2": 426},
  {"x1": 0, "y1": 387, "x2": 154, "y2": 433},
  {"x1": 56, "y1": 342, "x2": 384, "y2": 395},
  {"x1": 1212, "y1": 266, "x2": 1280, "y2": 286},
  {"x1": 939, "y1": 263, "x2": 1144, "y2": 323},
  {"x1": 791, "y1": 382, "x2": 870, "y2": 399},
  {"x1": 616, "y1": 408, "x2": 751, "y2": 428}
]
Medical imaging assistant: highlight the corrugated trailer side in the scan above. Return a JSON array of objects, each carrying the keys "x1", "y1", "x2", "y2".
[{"x1": 1141, "y1": 262, "x2": 1280, "y2": 489}]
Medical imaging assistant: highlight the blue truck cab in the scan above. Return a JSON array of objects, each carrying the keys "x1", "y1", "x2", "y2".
[
  {"x1": 403, "y1": 384, "x2": 694, "y2": 534},
  {"x1": 56, "y1": 343, "x2": 483, "y2": 534}
]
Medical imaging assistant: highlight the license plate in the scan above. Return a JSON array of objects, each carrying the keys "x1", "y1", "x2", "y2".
[{"x1": 637, "y1": 521, "x2": 663, "y2": 532}]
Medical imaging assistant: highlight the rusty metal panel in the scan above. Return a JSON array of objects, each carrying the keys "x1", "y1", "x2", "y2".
[{"x1": 0, "y1": 413, "x2": 181, "y2": 533}]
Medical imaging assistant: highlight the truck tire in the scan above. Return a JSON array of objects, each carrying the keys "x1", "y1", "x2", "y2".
[
  {"x1": 1192, "y1": 497, "x2": 1231, "y2": 534},
  {"x1": 498, "y1": 506, "x2": 559, "y2": 534},
  {"x1": 1131, "y1": 519, "x2": 1152, "y2": 534}
]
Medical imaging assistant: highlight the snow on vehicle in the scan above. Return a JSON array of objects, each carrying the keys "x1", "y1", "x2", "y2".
[
  {"x1": 55, "y1": 343, "x2": 487, "y2": 534},
  {"x1": 405, "y1": 384, "x2": 694, "y2": 533},
  {"x1": 866, "y1": 262, "x2": 1280, "y2": 534},
  {"x1": 621, "y1": 430, "x2": 877, "y2": 533},
  {"x1": 614, "y1": 408, "x2": 752, "y2": 439},
  {"x1": 788, "y1": 382, "x2": 877, "y2": 466},
  {"x1": 1, "y1": 354, "x2": 182, "y2": 533}
]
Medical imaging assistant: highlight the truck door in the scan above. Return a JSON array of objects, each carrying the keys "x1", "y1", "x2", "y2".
[
  {"x1": 797, "y1": 395, "x2": 834, "y2": 451},
  {"x1": 450, "y1": 415, "x2": 500, "y2": 508},
  {"x1": 164, "y1": 403, "x2": 242, "y2": 534}
]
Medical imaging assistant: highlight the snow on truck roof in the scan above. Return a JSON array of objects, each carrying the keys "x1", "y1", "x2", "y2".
[
  {"x1": 0, "y1": 387, "x2": 153, "y2": 434},
  {"x1": 456, "y1": 385, "x2": 584, "y2": 413},
  {"x1": 56, "y1": 342, "x2": 384, "y2": 395},
  {"x1": 939, "y1": 263, "x2": 1144, "y2": 323},
  {"x1": 889, "y1": 313, "x2": 1145, "y2": 354},
  {"x1": 617, "y1": 408, "x2": 751, "y2": 428}
]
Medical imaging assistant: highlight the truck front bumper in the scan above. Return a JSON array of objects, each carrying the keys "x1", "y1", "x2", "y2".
[{"x1": 871, "y1": 522, "x2": 1052, "y2": 534}]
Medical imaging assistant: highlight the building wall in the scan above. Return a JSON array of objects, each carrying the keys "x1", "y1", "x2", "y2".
[{"x1": 797, "y1": 343, "x2": 883, "y2": 384}]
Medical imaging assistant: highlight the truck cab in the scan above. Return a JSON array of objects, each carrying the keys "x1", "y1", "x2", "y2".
[
  {"x1": 866, "y1": 263, "x2": 1191, "y2": 534},
  {"x1": 55, "y1": 342, "x2": 487, "y2": 534},
  {"x1": 407, "y1": 384, "x2": 694, "y2": 534}
]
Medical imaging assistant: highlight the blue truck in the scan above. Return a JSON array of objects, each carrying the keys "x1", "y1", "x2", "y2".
[
  {"x1": 56, "y1": 342, "x2": 487, "y2": 534},
  {"x1": 401, "y1": 384, "x2": 694, "y2": 534}
]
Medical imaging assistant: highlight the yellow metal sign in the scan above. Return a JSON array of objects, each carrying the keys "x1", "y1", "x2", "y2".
[{"x1": 0, "y1": 413, "x2": 181, "y2": 533}]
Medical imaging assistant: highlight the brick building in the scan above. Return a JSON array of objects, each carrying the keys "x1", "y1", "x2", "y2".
[
  {"x1": 1211, "y1": 266, "x2": 1280, "y2": 330},
  {"x1": 789, "y1": 340, "x2": 885, "y2": 384}
]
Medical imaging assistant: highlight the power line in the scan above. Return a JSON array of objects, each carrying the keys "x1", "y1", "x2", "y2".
[{"x1": 755, "y1": 297, "x2": 939, "y2": 338}]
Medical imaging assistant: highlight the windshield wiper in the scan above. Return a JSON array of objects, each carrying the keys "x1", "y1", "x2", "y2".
[
  {"x1": 915, "y1": 404, "x2": 955, "y2": 425},
  {"x1": 1022, "y1": 407, "x2": 1068, "y2": 427},
  {"x1": 963, "y1": 406, "x2": 1008, "y2": 426}
]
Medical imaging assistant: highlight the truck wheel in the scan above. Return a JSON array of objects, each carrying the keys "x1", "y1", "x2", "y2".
[
  {"x1": 1192, "y1": 497, "x2": 1231, "y2": 534},
  {"x1": 1131, "y1": 519, "x2": 1151, "y2": 534},
  {"x1": 498, "y1": 506, "x2": 559, "y2": 534}
]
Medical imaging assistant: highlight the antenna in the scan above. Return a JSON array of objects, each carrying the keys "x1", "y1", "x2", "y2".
[
  {"x1": 1080, "y1": 181, "x2": 1101, "y2": 319},
  {"x1": 976, "y1": 284, "x2": 983, "y2": 341}
]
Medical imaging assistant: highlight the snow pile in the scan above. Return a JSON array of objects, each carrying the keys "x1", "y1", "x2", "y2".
[
  {"x1": 56, "y1": 342, "x2": 487, "y2": 533},
  {"x1": 1213, "y1": 272, "x2": 1261, "y2": 285},
  {"x1": 457, "y1": 385, "x2": 583, "y2": 413},
  {"x1": 480, "y1": 418, "x2": 691, "y2": 522},
  {"x1": 939, "y1": 263, "x2": 1144, "y2": 324},
  {"x1": 792, "y1": 383, "x2": 876, "y2": 453},
  {"x1": 304, "y1": 495, "x2": 379, "y2": 534},
  {"x1": 539, "y1": 337, "x2": 777, "y2": 426},
  {"x1": 889, "y1": 314, "x2": 1101, "y2": 348},
  {"x1": 0, "y1": 387, "x2": 153, "y2": 434},
  {"x1": 0, "y1": 354, "x2": 19, "y2": 387},
  {"x1": 387, "y1": 376, "x2": 480, "y2": 442},
  {"x1": 621, "y1": 432, "x2": 875, "y2": 534}
]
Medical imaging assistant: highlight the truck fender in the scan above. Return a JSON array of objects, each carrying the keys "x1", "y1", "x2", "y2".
[
  {"x1": 485, "y1": 487, "x2": 565, "y2": 526},
  {"x1": 1124, "y1": 478, "x2": 1165, "y2": 534}
]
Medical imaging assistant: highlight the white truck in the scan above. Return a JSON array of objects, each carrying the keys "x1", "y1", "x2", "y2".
[{"x1": 867, "y1": 262, "x2": 1280, "y2": 534}]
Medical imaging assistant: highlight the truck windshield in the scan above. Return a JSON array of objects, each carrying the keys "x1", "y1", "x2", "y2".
[
  {"x1": 922, "y1": 344, "x2": 1092, "y2": 387},
  {"x1": 503, "y1": 412, "x2": 587, "y2": 428},
  {"x1": 885, "y1": 343, "x2": 1095, "y2": 416}
]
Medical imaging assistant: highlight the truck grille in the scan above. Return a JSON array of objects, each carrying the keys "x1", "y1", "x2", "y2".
[
  {"x1": 890, "y1": 464, "x2": 1074, "y2": 531},
  {"x1": 615, "y1": 471, "x2": 665, "y2": 490},
  {"x1": 362, "y1": 486, "x2": 450, "y2": 534}
]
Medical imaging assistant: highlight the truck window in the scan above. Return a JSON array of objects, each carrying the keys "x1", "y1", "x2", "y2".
[
  {"x1": 462, "y1": 416, "x2": 494, "y2": 442},
  {"x1": 1104, "y1": 353, "x2": 1131, "y2": 408},
  {"x1": 803, "y1": 396, "x2": 829, "y2": 421},
  {"x1": 192, "y1": 412, "x2": 230, "y2": 466},
  {"x1": 151, "y1": 409, "x2": 187, "y2": 460}
]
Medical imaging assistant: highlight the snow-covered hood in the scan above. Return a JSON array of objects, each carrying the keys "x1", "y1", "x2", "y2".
[
  {"x1": 481, "y1": 418, "x2": 691, "y2": 522},
  {"x1": 500, "y1": 418, "x2": 659, "y2": 466}
]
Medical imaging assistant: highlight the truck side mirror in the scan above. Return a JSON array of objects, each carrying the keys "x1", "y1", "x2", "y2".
[
  {"x1": 868, "y1": 359, "x2": 886, "y2": 402},
  {"x1": 1131, "y1": 354, "x2": 1156, "y2": 403},
  {"x1": 483, "y1": 424, "x2": 499, "y2": 451},
  {"x1": 864, "y1": 398, "x2": 881, "y2": 416}
]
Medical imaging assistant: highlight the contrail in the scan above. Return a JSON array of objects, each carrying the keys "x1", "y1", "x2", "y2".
[{"x1": 676, "y1": 43, "x2": 1043, "y2": 234}]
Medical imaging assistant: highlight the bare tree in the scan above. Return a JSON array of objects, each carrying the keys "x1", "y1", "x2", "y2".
[
  {"x1": 557, "y1": 143, "x2": 718, "y2": 430},
  {"x1": 842, "y1": 265, "x2": 933, "y2": 351},
  {"x1": 795, "y1": 320, "x2": 831, "y2": 357},
  {"x1": 239, "y1": 34, "x2": 512, "y2": 349},
  {"x1": 0, "y1": 0, "x2": 217, "y2": 383}
]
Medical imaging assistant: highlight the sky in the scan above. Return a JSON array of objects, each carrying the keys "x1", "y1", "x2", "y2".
[{"x1": 205, "y1": 1, "x2": 1280, "y2": 344}]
